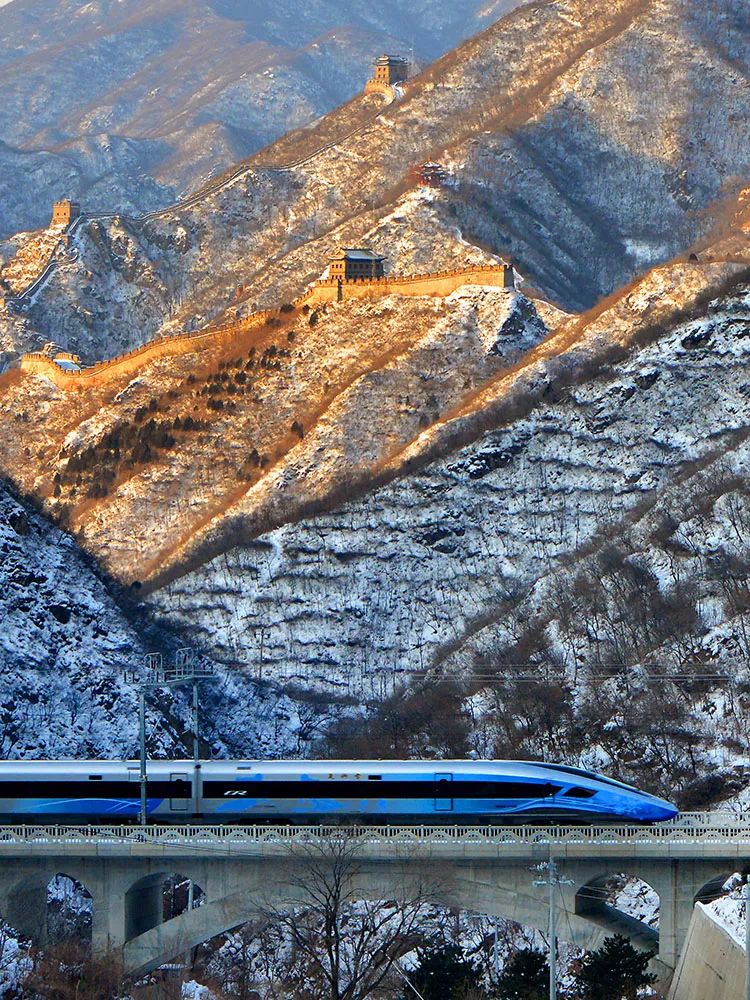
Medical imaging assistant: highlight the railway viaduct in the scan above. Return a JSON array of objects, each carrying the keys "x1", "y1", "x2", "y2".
[{"x1": 0, "y1": 817, "x2": 747, "y2": 981}]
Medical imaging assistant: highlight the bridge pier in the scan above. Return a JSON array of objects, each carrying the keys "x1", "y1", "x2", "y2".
[{"x1": 5, "y1": 875, "x2": 50, "y2": 946}]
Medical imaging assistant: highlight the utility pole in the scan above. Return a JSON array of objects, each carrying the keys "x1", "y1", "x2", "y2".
[
  {"x1": 745, "y1": 877, "x2": 750, "y2": 1000},
  {"x1": 493, "y1": 916, "x2": 500, "y2": 978},
  {"x1": 533, "y1": 856, "x2": 574, "y2": 1000},
  {"x1": 125, "y1": 648, "x2": 216, "y2": 826},
  {"x1": 138, "y1": 684, "x2": 147, "y2": 828}
]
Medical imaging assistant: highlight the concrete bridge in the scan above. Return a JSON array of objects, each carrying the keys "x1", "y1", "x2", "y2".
[{"x1": 0, "y1": 815, "x2": 747, "y2": 981}]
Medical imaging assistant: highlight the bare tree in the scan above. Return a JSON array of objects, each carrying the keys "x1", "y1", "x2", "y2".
[
  {"x1": 25, "y1": 941, "x2": 126, "y2": 1000},
  {"x1": 265, "y1": 835, "x2": 439, "y2": 1000}
]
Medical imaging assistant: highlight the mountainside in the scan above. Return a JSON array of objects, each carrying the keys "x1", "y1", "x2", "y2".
[
  {"x1": 0, "y1": 479, "x2": 322, "y2": 759},
  {"x1": 2, "y1": 234, "x2": 747, "y2": 802},
  {"x1": 1, "y1": 0, "x2": 746, "y2": 367},
  {"x1": 0, "y1": 0, "x2": 524, "y2": 236},
  {"x1": 0, "y1": 282, "x2": 550, "y2": 584},
  {"x1": 0, "y1": 0, "x2": 748, "y2": 812},
  {"x1": 149, "y1": 257, "x2": 750, "y2": 805}
]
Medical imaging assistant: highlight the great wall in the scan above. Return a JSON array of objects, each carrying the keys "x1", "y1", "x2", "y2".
[
  {"x1": 0, "y1": 62, "x2": 405, "y2": 312},
  {"x1": 18, "y1": 263, "x2": 516, "y2": 389},
  {"x1": 10, "y1": 54, "x2": 515, "y2": 395}
]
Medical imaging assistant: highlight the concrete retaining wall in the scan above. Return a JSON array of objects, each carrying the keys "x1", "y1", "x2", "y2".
[{"x1": 668, "y1": 904, "x2": 746, "y2": 1000}]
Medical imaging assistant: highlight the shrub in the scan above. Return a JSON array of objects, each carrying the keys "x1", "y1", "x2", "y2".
[
  {"x1": 130, "y1": 441, "x2": 152, "y2": 464},
  {"x1": 402, "y1": 944, "x2": 481, "y2": 1000},
  {"x1": 572, "y1": 935, "x2": 656, "y2": 1000},
  {"x1": 495, "y1": 949, "x2": 548, "y2": 1000}
]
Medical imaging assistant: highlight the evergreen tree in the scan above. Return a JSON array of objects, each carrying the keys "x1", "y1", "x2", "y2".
[
  {"x1": 494, "y1": 949, "x2": 548, "y2": 1000},
  {"x1": 402, "y1": 943, "x2": 482, "y2": 1000},
  {"x1": 574, "y1": 935, "x2": 656, "y2": 1000}
]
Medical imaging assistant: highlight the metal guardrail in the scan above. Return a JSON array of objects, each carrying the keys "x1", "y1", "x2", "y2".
[{"x1": 0, "y1": 814, "x2": 748, "y2": 849}]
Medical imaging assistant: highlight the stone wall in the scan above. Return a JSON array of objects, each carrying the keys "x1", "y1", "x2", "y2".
[
  {"x1": 19, "y1": 264, "x2": 514, "y2": 390},
  {"x1": 364, "y1": 80, "x2": 395, "y2": 99},
  {"x1": 668, "y1": 904, "x2": 746, "y2": 1000},
  {"x1": 303, "y1": 264, "x2": 515, "y2": 305},
  {"x1": 19, "y1": 309, "x2": 277, "y2": 389}
]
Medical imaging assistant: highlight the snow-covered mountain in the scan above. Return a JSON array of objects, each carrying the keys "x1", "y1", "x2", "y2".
[
  {"x1": 1, "y1": 0, "x2": 746, "y2": 367},
  {"x1": 0, "y1": 479, "x2": 325, "y2": 759},
  {"x1": 0, "y1": 0, "x2": 524, "y2": 236},
  {"x1": 0, "y1": 0, "x2": 748, "y2": 813}
]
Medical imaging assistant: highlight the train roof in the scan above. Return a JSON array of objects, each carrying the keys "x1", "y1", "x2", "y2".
[{"x1": 0, "y1": 759, "x2": 641, "y2": 790}]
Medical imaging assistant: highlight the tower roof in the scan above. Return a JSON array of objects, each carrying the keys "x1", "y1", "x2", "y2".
[
  {"x1": 329, "y1": 247, "x2": 386, "y2": 262},
  {"x1": 374, "y1": 54, "x2": 408, "y2": 66}
]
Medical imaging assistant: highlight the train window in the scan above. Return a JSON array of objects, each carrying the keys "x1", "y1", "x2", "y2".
[
  {"x1": 88, "y1": 775, "x2": 103, "y2": 781},
  {"x1": 563, "y1": 787, "x2": 596, "y2": 799},
  {"x1": 368, "y1": 775, "x2": 382, "y2": 780}
]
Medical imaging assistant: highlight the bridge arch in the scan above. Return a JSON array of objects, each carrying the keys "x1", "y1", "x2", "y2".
[
  {"x1": 5, "y1": 871, "x2": 93, "y2": 947},
  {"x1": 122, "y1": 856, "x2": 596, "y2": 980},
  {"x1": 575, "y1": 873, "x2": 659, "y2": 953},
  {"x1": 125, "y1": 872, "x2": 204, "y2": 942},
  {"x1": 694, "y1": 870, "x2": 745, "y2": 906},
  {"x1": 47, "y1": 874, "x2": 93, "y2": 946}
]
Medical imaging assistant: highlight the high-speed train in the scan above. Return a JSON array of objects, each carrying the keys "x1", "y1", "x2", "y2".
[{"x1": 0, "y1": 760, "x2": 678, "y2": 824}]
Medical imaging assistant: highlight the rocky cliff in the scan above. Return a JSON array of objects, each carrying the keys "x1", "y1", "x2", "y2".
[{"x1": 0, "y1": 479, "x2": 326, "y2": 759}]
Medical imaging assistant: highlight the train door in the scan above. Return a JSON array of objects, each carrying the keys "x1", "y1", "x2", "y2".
[
  {"x1": 434, "y1": 772, "x2": 454, "y2": 812},
  {"x1": 170, "y1": 772, "x2": 190, "y2": 812}
]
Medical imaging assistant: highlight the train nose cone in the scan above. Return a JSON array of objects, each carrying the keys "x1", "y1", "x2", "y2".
[{"x1": 644, "y1": 798, "x2": 679, "y2": 822}]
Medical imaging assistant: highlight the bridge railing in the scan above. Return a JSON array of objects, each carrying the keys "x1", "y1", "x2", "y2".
[{"x1": 0, "y1": 814, "x2": 748, "y2": 848}]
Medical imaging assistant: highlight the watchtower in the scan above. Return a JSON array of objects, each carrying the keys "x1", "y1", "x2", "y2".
[
  {"x1": 50, "y1": 200, "x2": 81, "y2": 229},
  {"x1": 372, "y1": 55, "x2": 409, "y2": 87},
  {"x1": 328, "y1": 248, "x2": 386, "y2": 282}
]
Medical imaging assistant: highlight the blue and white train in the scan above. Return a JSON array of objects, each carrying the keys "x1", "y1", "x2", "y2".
[{"x1": 0, "y1": 759, "x2": 678, "y2": 824}]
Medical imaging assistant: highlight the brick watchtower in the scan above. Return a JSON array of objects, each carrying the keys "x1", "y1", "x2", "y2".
[
  {"x1": 372, "y1": 55, "x2": 409, "y2": 87},
  {"x1": 328, "y1": 248, "x2": 386, "y2": 282},
  {"x1": 50, "y1": 200, "x2": 81, "y2": 229}
]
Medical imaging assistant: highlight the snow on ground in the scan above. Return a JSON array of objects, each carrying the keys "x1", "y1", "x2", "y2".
[
  {"x1": 0, "y1": 923, "x2": 31, "y2": 999},
  {"x1": 705, "y1": 876, "x2": 747, "y2": 948},
  {"x1": 182, "y1": 982, "x2": 220, "y2": 1000},
  {"x1": 611, "y1": 878, "x2": 660, "y2": 929}
]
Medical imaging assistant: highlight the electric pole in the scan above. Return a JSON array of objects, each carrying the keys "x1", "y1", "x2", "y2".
[
  {"x1": 533, "y1": 856, "x2": 574, "y2": 1000},
  {"x1": 745, "y1": 877, "x2": 750, "y2": 1000},
  {"x1": 125, "y1": 648, "x2": 216, "y2": 826}
]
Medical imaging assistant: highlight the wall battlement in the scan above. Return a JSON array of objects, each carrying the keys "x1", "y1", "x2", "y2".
[
  {"x1": 19, "y1": 264, "x2": 515, "y2": 390},
  {"x1": 364, "y1": 80, "x2": 396, "y2": 99},
  {"x1": 305, "y1": 263, "x2": 516, "y2": 304}
]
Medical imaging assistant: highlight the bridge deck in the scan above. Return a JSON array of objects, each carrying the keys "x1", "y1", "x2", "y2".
[{"x1": 0, "y1": 813, "x2": 747, "y2": 859}]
